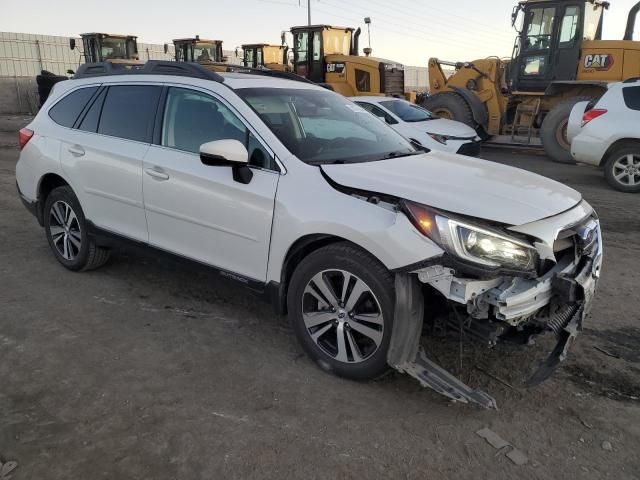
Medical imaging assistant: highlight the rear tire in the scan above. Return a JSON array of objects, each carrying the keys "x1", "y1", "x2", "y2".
[
  {"x1": 421, "y1": 92, "x2": 475, "y2": 127},
  {"x1": 43, "y1": 186, "x2": 111, "y2": 271},
  {"x1": 287, "y1": 242, "x2": 395, "y2": 381},
  {"x1": 540, "y1": 96, "x2": 593, "y2": 164},
  {"x1": 603, "y1": 144, "x2": 640, "y2": 193}
]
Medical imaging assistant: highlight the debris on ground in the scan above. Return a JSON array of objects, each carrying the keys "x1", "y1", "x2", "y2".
[
  {"x1": 0, "y1": 460, "x2": 18, "y2": 478},
  {"x1": 601, "y1": 441, "x2": 613, "y2": 451},
  {"x1": 594, "y1": 346, "x2": 621, "y2": 359},
  {"x1": 476, "y1": 428, "x2": 529, "y2": 465},
  {"x1": 476, "y1": 427, "x2": 510, "y2": 449},
  {"x1": 506, "y1": 447, "x2": 529, "y2": 466}
]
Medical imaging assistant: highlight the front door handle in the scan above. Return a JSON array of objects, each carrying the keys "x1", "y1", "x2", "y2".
[
  {"x1": 68, "y1": 145, "x2": 85, "y2": 157},
  {"x1": 145, "y1": 167, "x2": 170, "y2": 181}
]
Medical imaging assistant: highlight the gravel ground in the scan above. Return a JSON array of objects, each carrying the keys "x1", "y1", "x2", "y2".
[{"x1": 1, "y1": 116, "x2": 639, "y2": 479}]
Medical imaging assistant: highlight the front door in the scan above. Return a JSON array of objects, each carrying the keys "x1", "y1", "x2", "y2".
[
  {"x1": 142, "y1": 86, "x2": 280, "y2": 281},
  {"x1": 551, "y1": 4, "x2": 582, "y2": 82}
]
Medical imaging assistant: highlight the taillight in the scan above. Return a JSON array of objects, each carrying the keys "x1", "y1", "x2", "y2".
[
  {"x1": 581, "y1": 109, "x2": 607, "y2": 127},
  {"x1": 18, "y1": 128, "x2": 34, "y2": 150}
]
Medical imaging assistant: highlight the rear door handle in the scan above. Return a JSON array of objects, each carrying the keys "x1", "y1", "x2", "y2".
[
  {"x1": 68, "y1": 145, "x2": 85, "y2": 157},
  {"x1": 145, "y1": 167, "x2": 170, "y2": 181}
]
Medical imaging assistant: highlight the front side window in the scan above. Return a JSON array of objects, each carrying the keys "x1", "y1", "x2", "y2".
[
  {"x1": 355, "y1": 102, "x2": 398, "y2": 125},
  {"x1": 161, "y1": 88, "x2": 273, "y2": 169},
  {"x1": 524, "y1": 7, "x2": 556, "y2": 51},
  {"x1": 237, "y1": 87, "x2": 416, "y2": 165},
  {"x1": 312, "y1": 32, "x2": 322, "y2": 61},
  {"x1": 48, "y1": 86, "x2": 98, "y2": 128},
  {"x1": 355, "y1": 69, "x2": 371, "y2": 92},
  {"x1": 98, "y1": 85, "x2": 161, "y2": 143},
  {"x1": 380, "y1": 100, "x2": 434, "y2": 122},
  {"x1": 559, "y1": 6, "x2": 580, "y2": 45}
]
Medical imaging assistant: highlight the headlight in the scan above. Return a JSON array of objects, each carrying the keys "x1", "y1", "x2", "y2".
[
  {"x1": 404, "y1": 201, "x2": 538, "y2": 271},
  {"x1": 427, "y1": 133, "x2": 448, "y2": 145}
]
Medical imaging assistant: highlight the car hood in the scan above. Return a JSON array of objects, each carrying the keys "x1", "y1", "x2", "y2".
[
  {"x1": 321, "y1": 152, "x2": 583, "y2": 226},
  {"x1": 411, "y1": 118, "x2": 477, "y2": 138}
]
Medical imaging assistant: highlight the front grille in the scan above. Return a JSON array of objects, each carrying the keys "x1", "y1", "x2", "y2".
[
  {"x1": 456, "y1": 141, "x2": 481, "y2": 157},
  {"x1": 553, "y1": 216, "x2": 600, "y2": 263}
]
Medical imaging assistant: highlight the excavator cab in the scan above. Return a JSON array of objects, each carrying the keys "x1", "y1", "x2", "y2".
[
  {"x1": 509, "y1": 0, "x2": 607, "y2": 91},
  {"x1": 241, "y1": 44, "x2": 289, "y2": 70},
  {"x1": 170, "y1": 37, "x2": 224, "y2": 63},
  {"x1": 71, "y1": 33, "x2": 139, "y2": 63},
  {"x1": 290, "y1": 25, "x2": 357, "y2": 83}
]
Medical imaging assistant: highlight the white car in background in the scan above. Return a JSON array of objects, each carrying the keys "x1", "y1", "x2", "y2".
[
  {"x1": 568, "y1": 78, "x2": 640, "y2": 193},
  {"x1": 350, "y1": 96, "x2": 481, "y2": 156}
]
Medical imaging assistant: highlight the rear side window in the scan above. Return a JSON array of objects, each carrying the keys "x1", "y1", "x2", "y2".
[
  {"x1": 48, "y1": 86, "x2": 98, "y2": 127},
  {"x1": 98, "y1": 85, "x2": 161, "y2": 142},
  {"x1": 78, "y1": 88, "x2": 107, "y2": 133},
  {"x1": 623, "y1": 86, "x2": 640, "y2": 111}
]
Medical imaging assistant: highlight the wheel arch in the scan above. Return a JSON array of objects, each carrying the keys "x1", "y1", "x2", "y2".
[
  {"x1": 269, "y1": 234, "x2": 390, "y2": 316},
  {"x1": 35, "y1": 173, "x2": 71, "y2": 226},
  {"x1": 601, "y1": 138, "x2": 640, "y2": 167}
]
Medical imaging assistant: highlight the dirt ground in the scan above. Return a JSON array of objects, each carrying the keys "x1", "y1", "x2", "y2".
[{"x1": 1, "y1": 115, "x2": 639, "y2": 479}]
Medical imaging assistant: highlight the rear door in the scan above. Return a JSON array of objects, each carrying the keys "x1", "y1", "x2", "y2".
[
  {"x1": 59, "y1": 83, "x2": 161, "y2": 241},
  {"x1": 142, "y1": 85, "x2": 280, "y2": 281},
  {"x1": 552, "y1": 4, "x2": 582, "y2": 82}
]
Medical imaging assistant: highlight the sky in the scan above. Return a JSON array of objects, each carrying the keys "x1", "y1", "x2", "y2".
[{"x1": 2, "y1": 0, "x2": 639, "y2": 66}]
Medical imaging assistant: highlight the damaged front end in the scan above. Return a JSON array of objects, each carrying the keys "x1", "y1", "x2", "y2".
[{"x1": 388, "y1": 202, "x2": 603, "y2": 409}]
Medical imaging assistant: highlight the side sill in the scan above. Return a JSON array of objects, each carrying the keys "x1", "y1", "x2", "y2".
[{"x1": 85, "y1": 220, "x2": 274, "y2": 298}]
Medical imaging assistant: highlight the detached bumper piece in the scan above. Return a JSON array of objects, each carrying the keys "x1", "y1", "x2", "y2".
[
  {"x1": 388, "y1": 273, "x2": 498, "y2": 409},
  {"x1": 397, "y1": 347, "x2": 498, "y2": 409}
]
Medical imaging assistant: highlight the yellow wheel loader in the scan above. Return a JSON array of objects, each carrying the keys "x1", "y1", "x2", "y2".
[
  {"x1": 287, "y1": 24, "x2": 405, "y2": 96},
  {"x1": 166, "y1": 36, "x2": 225, "y2": 63},
  {"x1": 423, "y1": 0, "x2": 640, "y2": 163},
  {"x1": 37, "y1": 33, "x2": 141, "y2": 107},
  {"x1": 241, "y1": 43, "x2": 290, "y2": 71}
]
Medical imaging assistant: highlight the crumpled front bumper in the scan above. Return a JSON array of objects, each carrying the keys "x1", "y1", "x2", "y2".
[{"x1": 389, "y1": 217, "x2": 603, "y2": 409}]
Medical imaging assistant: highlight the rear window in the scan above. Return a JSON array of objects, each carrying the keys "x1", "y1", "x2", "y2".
[
  {"x1": 98, "y1": 85, "x2": 161, "y2": 142},
  {"x1": 48, "y1": 86, "x2": 98, "y2": 128},
  {"x1": 623, "y1": 86, "x2": 640, "y2": 111}
]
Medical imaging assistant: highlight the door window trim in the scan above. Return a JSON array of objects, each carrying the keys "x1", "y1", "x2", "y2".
[{"x1": 154, "y1": 83, "x2": 282, "y2": 173}]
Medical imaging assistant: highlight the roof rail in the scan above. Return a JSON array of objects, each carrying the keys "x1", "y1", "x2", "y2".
[
  {"x1": 74, "y1": 60, "x2": 224, "y2": 82},
  {"x1": 220, "y1": 64, "x2": 317, "y2": 84}
]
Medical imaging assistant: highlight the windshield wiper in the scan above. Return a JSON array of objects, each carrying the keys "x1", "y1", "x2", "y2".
[
  {"x1": 307, "y1": 159, "x2": 346, "y2": 165},
  {"x1": 383, "y1": 150, "x2": 422, "y2": 159}
]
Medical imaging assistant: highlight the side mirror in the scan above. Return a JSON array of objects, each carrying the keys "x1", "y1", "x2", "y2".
[
  {"x1": 200, "y1": 140, "x2": 253, "y2": 184},
  {"x1": 69, "y1": 38, "x2": 76, "y2": 50},
  {"x1": 163, "y1": 43, "x2": 168, "y2": 54}
]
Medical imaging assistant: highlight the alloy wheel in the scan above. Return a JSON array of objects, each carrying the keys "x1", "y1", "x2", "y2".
[
  {"x1": 612, "y1": 153, "x2": 640, "y2": 187},
  {"x1": 49, "y1": 200, "x2": 82, "y2": 261},
  {"x1": 301, "y1": 269, "x2": 384, "y2": 364}
]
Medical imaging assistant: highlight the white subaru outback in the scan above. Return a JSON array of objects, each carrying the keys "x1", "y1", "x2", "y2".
[{"x1": 16, "y1": 61, "x2": 603, "y2": 408}]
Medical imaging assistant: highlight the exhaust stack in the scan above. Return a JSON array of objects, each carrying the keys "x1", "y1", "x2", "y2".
[
  {"x1": 351, "y1": 27, "x2": 361, "y2": 56},
  {"x1": 624, "y1": 1, "x2": 640, "y2": 40}
]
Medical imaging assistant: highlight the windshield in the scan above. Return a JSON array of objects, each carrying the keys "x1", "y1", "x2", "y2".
[
  {"x1": 237, "y1": 88, "x2": 417, "y2": 164},
  {"x1": 380, "y1": 100, "x2": 435, "y2": 122},
  {"x1": 101, "y1": 37, "x2": 129, "y2": 59},
  {"x1": 194, "y1": 43, "x2": 219, "y2": 62}
]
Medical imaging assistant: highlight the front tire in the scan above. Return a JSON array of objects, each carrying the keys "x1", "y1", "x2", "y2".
[
  {"x1": 540, "y1": 97, "x2": 593, "y2": 164},
  {"x1": 421, "y1": 92, "x2": 475, "y2": 127},
  {"x1": 287, "y1": 243, "x2": 395, "y2": 381},
  {"x1": 43, "y1": 186, "x2": 111, "y2": 271},
  {"x1": 603, "y1": 144, "x2": 640, "y2": 193}
]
